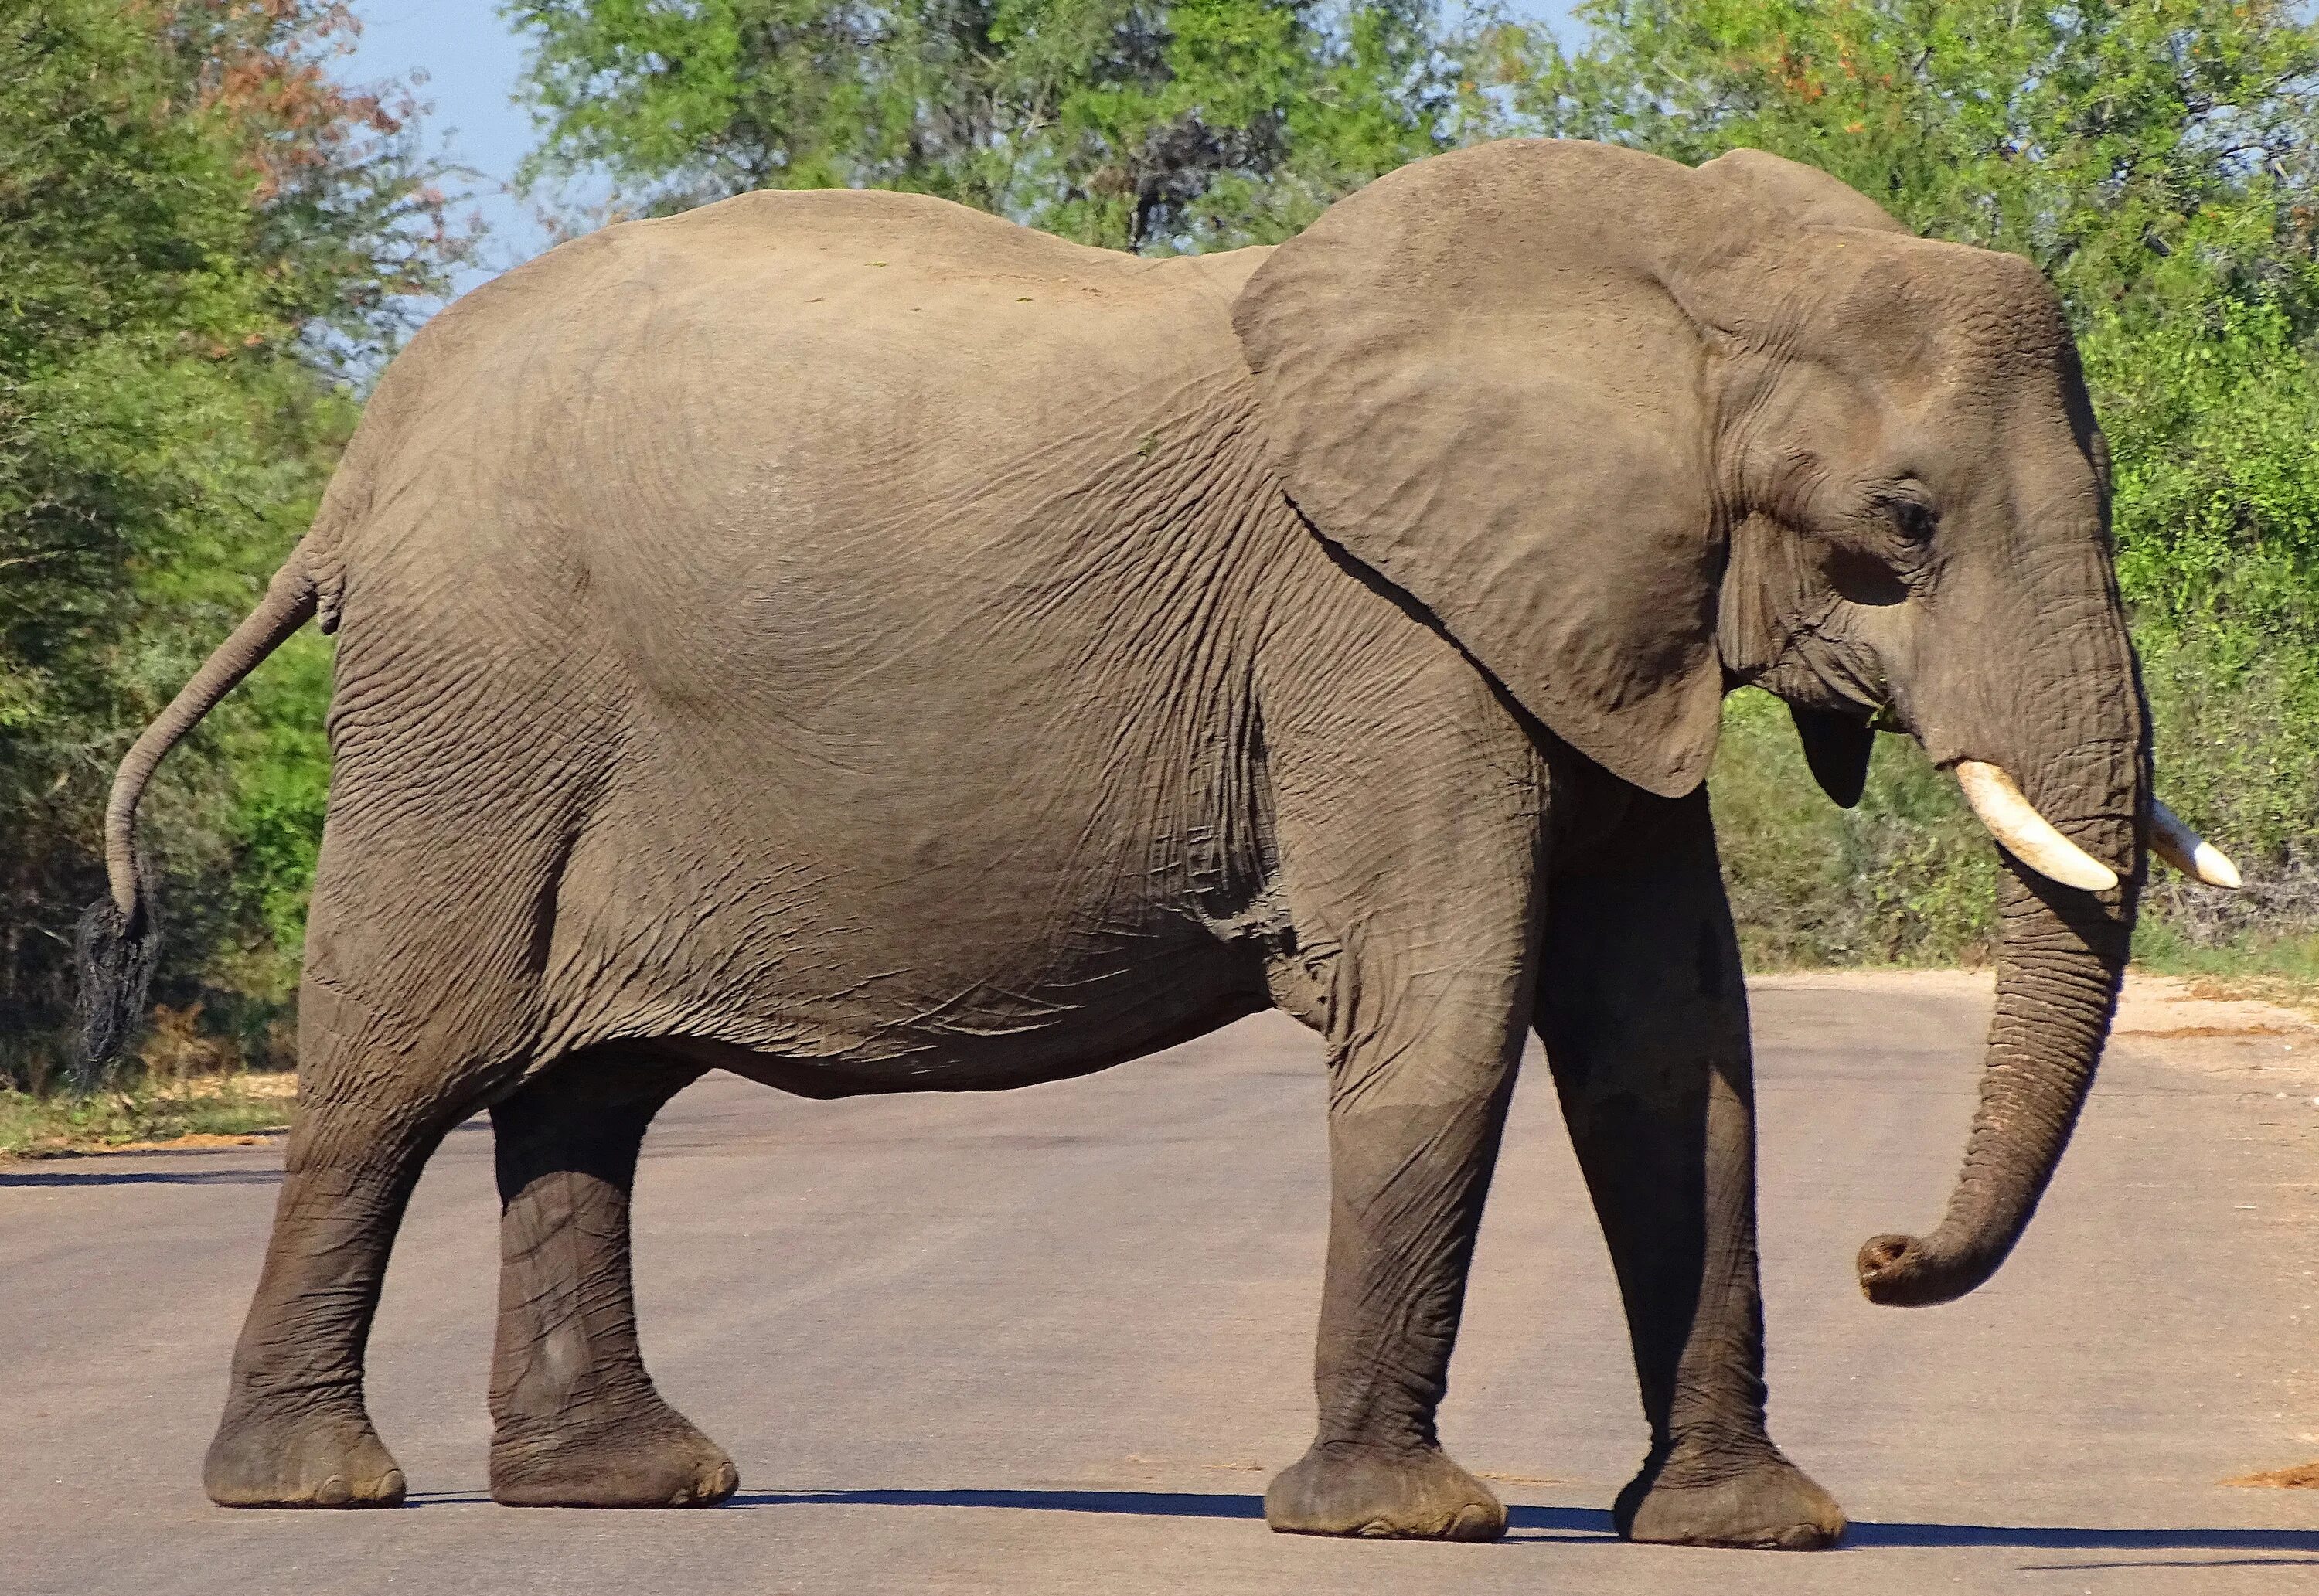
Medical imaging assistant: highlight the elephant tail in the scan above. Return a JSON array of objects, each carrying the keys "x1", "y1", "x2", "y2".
[{"x1": 74, "y1": 549, "x2": 322, "y2": 1087}]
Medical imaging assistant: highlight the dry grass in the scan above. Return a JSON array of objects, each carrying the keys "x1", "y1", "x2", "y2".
[
  {"x1": 2175, "y1": 970, "x2": 2319, "y2": 1023},
  {"x1": 0, "y1": 1067, "x2": 294, "y2": 1159},
  {"x1": 0, "y1": 1004, "x2": 298, "y2": 1159}
]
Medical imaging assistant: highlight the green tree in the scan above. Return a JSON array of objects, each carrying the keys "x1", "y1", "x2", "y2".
[
  {"x1": 1520, "y1": 1, "x2": 2319, "y2": 954},
  {"x1": 0, "y1": 2, "x2": 467, "y2": 1081},
  {"x1": 507, "y1": 0, "x2": 1497, "y2": 250}
]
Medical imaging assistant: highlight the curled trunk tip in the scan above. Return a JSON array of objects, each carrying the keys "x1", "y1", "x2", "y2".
[
  {"x1": 1855, "y1": 846, "x2": 2134, "y2": 1312},
  {"x1": 1855, "y1": 1230, "x2": 2002, "y2": 1308}
]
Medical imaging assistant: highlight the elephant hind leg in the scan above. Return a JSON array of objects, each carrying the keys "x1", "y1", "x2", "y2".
[
  {"x1": 204, "y1": 716, "x2": 615, "y2": 1508},
  {"x1": 486, "y1": 1045, "x2": 734, "y2": 1509},
  {"x1": 205, "y1": 991, "x2": 498, "y2": 1509}
]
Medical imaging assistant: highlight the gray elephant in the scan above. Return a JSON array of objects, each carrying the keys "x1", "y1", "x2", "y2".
[{"x1": 83, "y1": 138, "x2": 2236, "y2": 1547}]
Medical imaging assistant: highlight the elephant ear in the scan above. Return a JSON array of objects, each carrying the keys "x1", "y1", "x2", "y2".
[{"x1": 1232, "y1": 141, "x2": 1729, "y2": 796}]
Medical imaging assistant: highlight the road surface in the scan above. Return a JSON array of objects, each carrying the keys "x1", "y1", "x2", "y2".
[{"x1": 5, "y1": 972, "x2": 2317, "y2": 1594}]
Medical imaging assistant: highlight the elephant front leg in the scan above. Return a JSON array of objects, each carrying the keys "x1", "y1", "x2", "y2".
[
  {"x1": 487, "y1": 1048, "x2": 736, "y2": 1508},
  {"x1": 1540, "y1": 790, "x2": 1843, "y2": 1550},
  {"x1": 1255, "y1": 636, "x2": 1553, "y2": 1542},
  {"x1": 1265, "y1": 1068, "x2": 1517, "y2": 1542}
]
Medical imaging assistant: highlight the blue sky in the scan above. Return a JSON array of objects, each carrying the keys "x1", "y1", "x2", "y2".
[
  {"x1": 343, "y1": 2, "x2": 546, "y2": 292},
  {"x1": 342, "y1": 1, "x2": 1582, "y2": 298}
]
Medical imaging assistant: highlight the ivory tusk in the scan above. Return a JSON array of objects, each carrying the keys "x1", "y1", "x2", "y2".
[
  {"x1": 1954, "y1": 761, "x2": 2120, "y2": 893},
  {"x1": 2150, "y1": 798, "x2": 2243, "y2": 890}
]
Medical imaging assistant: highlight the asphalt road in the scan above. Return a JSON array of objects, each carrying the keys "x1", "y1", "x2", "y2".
[{"x1": 5, "y1": 972, "x2": 2319, "y2": 1595}]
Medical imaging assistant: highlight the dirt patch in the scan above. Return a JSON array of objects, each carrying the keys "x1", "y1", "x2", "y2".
[
  {"x1": 2112, "y1": 974, "x2": 2319, "y2": 1043},
  {"x1": 1752, "y1": 968, "x2": 2319, "y2": 1090},
  {"x1": 2110, "y1": 975, "x2": 2319, "y2": 1093},
  {"x1": 2225, "y1": 1462, "x2": 2319, "y2": 1489}
]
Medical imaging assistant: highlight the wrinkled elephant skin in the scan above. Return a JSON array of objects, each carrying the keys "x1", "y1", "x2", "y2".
[{"x1": 90, "y1": 141, "x2": 2148, "y2": 1550}]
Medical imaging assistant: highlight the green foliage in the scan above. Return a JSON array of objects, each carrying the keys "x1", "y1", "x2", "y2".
[
  {"x1": 506, "y1": 0, "x2": 1498, "y2": 249},
  {"x1": 0, "y1": 2, "x2": 464, "y2": 1085},
  {"x1": 2089, "y1": 298, "x2": 2319, "y2": 868},
  {"x1": 1523, "y1": 0, "x2": 2319, "y2": 305},
  {"x1": 1526, "y1": 1, "x2": 2319, "y2": 954},
  {"x1": 1711, "y1": 690, "x2": 1997, "y2": 968},
  {"x1": 2130, "y1": 916, "x2": 2319, "y2": 1006}
]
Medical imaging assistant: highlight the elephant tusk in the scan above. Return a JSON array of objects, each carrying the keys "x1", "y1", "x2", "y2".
[
  {"x1": 1954, "y1": 761, "x2": 2119, "y2": 893},
  {"x1": 2150, "y1": 798, "x2": 2242, "y2": 890}
]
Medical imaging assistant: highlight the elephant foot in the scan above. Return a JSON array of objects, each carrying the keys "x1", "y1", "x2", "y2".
[
  {"x1": 490, "y1": 1397, "x2": 737, "y2": 1508},
  {"x1": 1265, "y1": 1441, "x2": 1506, "y2": 1540},
  {"x1": 1614, "y1": 1444, "x2": 1844, "y2": 1550},
  {"x1": 204, "y1": 1391, "x2": 407, "y2": 1509}
]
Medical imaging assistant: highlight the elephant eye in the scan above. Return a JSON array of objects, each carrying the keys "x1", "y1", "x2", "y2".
[{"x1": 1882, "y1": 496, "x2": 1936, "y2": 543}]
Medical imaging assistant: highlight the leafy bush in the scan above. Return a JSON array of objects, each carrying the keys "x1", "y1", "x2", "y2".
[
  {"x1": 2095, "y1": 300, "x2": 2319, "y2": 880},
  {"x1": 0, "y1": 2, "x2": 463, "y2": 1087},
  {"x1": 1710, "y1": 692, "x2": 1997, "y2": 968},
  {"x1": 506, "y1": 0, "x2": 1499, "y2": 250}
]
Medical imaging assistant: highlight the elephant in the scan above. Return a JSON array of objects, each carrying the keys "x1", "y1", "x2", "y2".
[{"x1": 80, "y1": 137, "x2": 2239, "y2": 1547}]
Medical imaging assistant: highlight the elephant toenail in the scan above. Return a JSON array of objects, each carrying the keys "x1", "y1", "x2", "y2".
[
  {"x1": 1448, "y1": 1504, "x2": 1500, "y2": 1540},
  {"x1": 315, "y1": 1475, "x2": 350, "y2": 1506}
]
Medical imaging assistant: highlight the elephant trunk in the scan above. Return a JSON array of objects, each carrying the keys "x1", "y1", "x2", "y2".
[
  {"x1": 1854, "y1": 850, "x2": 2135, "y2": 1305},
  {"x1": 1857, "y1": 538, "x2": 2147, "y2": 1308}
]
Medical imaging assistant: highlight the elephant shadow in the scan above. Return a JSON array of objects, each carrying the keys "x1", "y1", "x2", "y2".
[
  {"x1": 0, "y1": 1167, "x2": 280, "y2": 1186},
  {"x1": 404, "y1": 1484, "x2": 2319, "y2": 1562}
]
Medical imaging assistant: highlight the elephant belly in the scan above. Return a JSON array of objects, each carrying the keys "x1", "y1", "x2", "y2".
[
  {"x1": 526, "y1": 667, "x2": 1285, "y2": 1089},
  {"x1": 659, "y1": 962, "x2": 1269, "y2": 1097},
  {"x1": 536, "y1": 829, "x2": 1274, "y2": 1092}
]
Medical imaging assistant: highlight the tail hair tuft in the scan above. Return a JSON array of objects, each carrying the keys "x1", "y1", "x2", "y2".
[{"x1": 73, "y1": 869, "x2": 162, "y2": 1092}]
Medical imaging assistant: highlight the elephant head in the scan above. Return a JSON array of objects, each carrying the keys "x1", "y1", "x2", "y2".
[{"x1": 1232, "y1": 138, "x2": 2236, "y2": 1307}]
